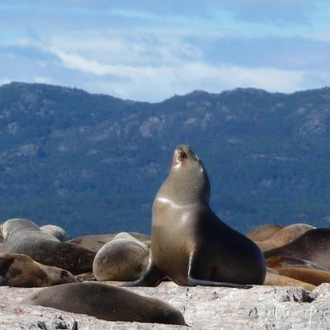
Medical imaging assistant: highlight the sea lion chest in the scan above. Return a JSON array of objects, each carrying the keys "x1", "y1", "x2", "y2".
[{"x1": 151, "y1": 197, "x2": 199, "y2": 284}]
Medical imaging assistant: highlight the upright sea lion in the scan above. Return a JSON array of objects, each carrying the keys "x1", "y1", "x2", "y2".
[
  {"x1": 21, "y1": 282, "x2": 186, "y2": 325},
  {"x1": 93, "y1": 232, "x2": 150, "y2": 281},
  {"x1": 265, "y1": 228, "x2": 330, "y2": 270},
  {"x1": 1, "y1": 218, "x2": 96, "y2": 275},
  {"x1": 0, "y1": 253, "x2": 77, "y2": 287},
  {"x1": 126, "y1": 144, "x2": 266, "y2": 288}
]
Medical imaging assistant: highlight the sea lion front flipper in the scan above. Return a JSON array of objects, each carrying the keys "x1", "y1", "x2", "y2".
[
  {"x1": 187, "y1": 253, "x2": 252, "y2": 289},
  {"x1": 122, "y1": 261, "x2": 165, "y2": 287}
]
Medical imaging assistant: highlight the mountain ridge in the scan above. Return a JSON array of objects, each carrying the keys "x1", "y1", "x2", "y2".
[{"x1": 0, "y1": 82, "x2": 329, "y2": 237}]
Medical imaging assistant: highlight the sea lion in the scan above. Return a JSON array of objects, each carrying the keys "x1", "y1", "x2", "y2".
[
  {"x1": 21, "y1": 282, "x2": 186, "y2": 325},
  {"x1": 0, "y1": 218, "x2": 96, "y2": 275},
  {"x1": 126, "y1": 144, "x2": 266, "y2": 288},
  {"x1": 254, "y1": 223, "x2": 315, "y2": 252},
  {"x1": 274, "y1": 267, "x2": 330, "y2": 286},
  {"x1": 264, "y1": 272, "x2": 315, "y2": 291},
  {"x1": 40, "y1": 224, "x2": 70, "y2": 241},
  {"x1": 0, "y1": 253, "x2": 77, "y2": 287},
  {"x1": 68, "y1": 232, "x2": 151, "y2": 252},
  {"x1": 266, "y1": 256, "x2": 329, "y2": 271},
  {"x1": 93, "y1": 232, "x2": 150, "y2": 281},
  {"x1": 265, "y1": 228, "x2": 330, "y2": 269},
  {"x1": 246, "y1": 224, "x2": 283, "y2": 242}
]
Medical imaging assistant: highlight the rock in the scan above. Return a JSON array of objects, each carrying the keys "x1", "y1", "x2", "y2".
[{"x1": 1, "y1": 282, "x2": 330, "y2": 329}]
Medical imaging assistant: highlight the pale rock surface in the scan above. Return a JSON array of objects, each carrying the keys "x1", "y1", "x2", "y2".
[{"x1": 1, "y1": 282, "x2": 330, "y2": 329}]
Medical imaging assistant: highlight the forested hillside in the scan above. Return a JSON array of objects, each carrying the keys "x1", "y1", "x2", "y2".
[{"x1": 0, "y1": 82, "x2": 329, "y2": 236}]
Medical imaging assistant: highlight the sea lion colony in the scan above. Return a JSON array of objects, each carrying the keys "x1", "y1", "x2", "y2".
[{"x1": 1, "y1": 144, "x2": 330, "y2": 325}]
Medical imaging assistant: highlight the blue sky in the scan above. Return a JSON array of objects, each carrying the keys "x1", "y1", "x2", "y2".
[{"x1": 1, "y1": 0, "x2": 330, "y2": 102}]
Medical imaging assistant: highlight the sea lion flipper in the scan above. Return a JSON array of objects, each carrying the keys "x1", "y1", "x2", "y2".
[
  {"x1": 188, "y1": 253, "x2": 252, "y2": 289},
  {"x1": 122, "y1": 262, "x2": 165, "y2": 287},
  {"x1": 187, "y1": 275, "x2": 252, "y2": 289}
]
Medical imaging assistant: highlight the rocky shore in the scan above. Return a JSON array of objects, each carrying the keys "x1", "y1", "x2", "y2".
[{"x1": 1, "y1": 282, "x2": 330, "y2": 329}]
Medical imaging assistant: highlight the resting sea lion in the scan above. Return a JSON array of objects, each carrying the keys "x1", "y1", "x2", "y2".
[
  {"x1": 93, "y1": 232, "x2": 150, "y2": 281},
  {"x1": 21, "y1": 282, "x2": 187, "y2": 325},
  {"x1": 265, "y1": 228, "x2": 330, "y2": 269},
  {"x1": 246, "y1": 223, "x2": 283, "y2": 241},
  {"x1": 264, "y1": 272, "x2": 315, "y2": 291},
  {"x1": 0, "y1": 253, "x2": 77, "y2": 287},
  {"x1": 274, "y1": 267, "x2": 330, "y2": 286},
  {"x1": 266, "y1": 256, "x2": 329, "y2": 271},
  {"x1": 68, "y1": 232, "x2": 151, "y2": 252},
  {"x1": 0, "y1": 218, "x2": 95, "y2": 275},
  {"x1": 40, "y1": 224, "x2": 70, "y2": 241},
  {"x1": 254, "y1": 223, "x2": 315, "y2": 252},
  {"x1": 126, "y1": 144, "x2": 266, "y2": 288}
]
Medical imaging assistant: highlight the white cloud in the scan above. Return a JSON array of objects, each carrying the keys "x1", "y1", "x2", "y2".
[{"x1": 68, "y1": 61, "x2": 311, "y2": 102}]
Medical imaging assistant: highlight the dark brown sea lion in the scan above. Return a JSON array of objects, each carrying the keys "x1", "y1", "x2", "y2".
[
  {"x1": 254, "y1": 223, "x2": 315, "y2": 252},
  {"x1": 0, "y1": 253, "x2": 77, "y2": 287},
  {"x1": 246, "y1": 223, "x2": 283, "y2": 242},
  {"x1": 126, "y1": 144, "x2": 266, "y2": 288},
  {"x1": 68, "y1": 232, "x2": 151, "y2": 252},
  {"x1": 93, "y1": 232, "x2": 150, "y2": 281},
  {"x1": 264, "y1": 228, "x2": 330, "y2": 270},
  {"x1": 21, "y1": 282, "x2": 187, "y2": 325},
  {"x1": 0, "y1": 218, "x2": 96, "y2": 275}
]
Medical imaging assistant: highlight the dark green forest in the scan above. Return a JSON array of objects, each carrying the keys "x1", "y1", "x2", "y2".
[{"x1": 0, "y1": 82, "x2": 329, "y2": 237}]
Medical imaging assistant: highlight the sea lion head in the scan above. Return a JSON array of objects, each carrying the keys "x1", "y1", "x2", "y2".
[{"x1": 157, "y1": 144, "x2": 211, "y2": 205}]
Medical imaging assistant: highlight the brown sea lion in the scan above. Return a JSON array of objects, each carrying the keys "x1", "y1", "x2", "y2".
[
  {"x1": 265, "y1": 228, "x2": 330, "y2": 269},
  {"x1": 93, "y1": 232, "x2": 150, "y2": 281},
  {"x1": 264, "y1": 272, "x2": 315, "y2": 291},
  {"x1": 68, "y1": 232, "x2": 151, "y2": 253},
  {"x1": 21, "y1": 282, "x2": 187, "y2": 325},
  {"x1": 0, "y1": 218, "x2": 96, "y2": 275},
  {"x1": 126, "y1": 144, "x2": 266, "y2": 288},
  {"x1": 246, "y1": 223, "x2": 283, "y2": 242},
  {"x1": 266, "y1": 256, "x2": 329, "y2": 271},
  {"x1": 274, "y1": 267, "x2": 330, "y2": 286},
  {"x1": 0, "y1": 253, "x2": 77, "y2": 287},
  {"x1": 255, "y1": 223, "x2": 315, "y2": 252}
]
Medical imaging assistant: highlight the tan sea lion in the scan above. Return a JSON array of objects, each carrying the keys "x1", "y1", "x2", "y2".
[
  {"x1": 246, "y1": 224, "x2": 283, "y2": 242},
  {"x1": 126, "y1": 144, "x2": 266, "y2": 288},
  {"x1": 274, "y1": 267, "x2": 330, "y2": 286},
  {"x1": 0, "y1": 218, "x2": 96, "y2": 275},
  {"x1": 68, "y1": 232, "x2": 151, "y2": 252},
  {"x1": 0, "y1": 253, "x2": 77, "y2": 287},
  {"x1": 93, "y1": 232, "x2": 150, "y2": 281},
  {"x1": 40, "y1": 224, "x2": 70, "y2": 241},
  {"x1": 265, "y1": 228, "x2": 330, "y2": 269},
  {"x1": 21, "y1": 282, "x2": 187, "y2": 325},
  {"x1": 255, "y1": 223, "x2": 315, "y2": 252},
  {"x1": 264, "y1": 272, "x2": 315, "y2": 291}
]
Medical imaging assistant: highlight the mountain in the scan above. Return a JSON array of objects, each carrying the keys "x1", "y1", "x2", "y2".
[{"x1": 0, "y1": 82, "x2": 330, "y2": 237}]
